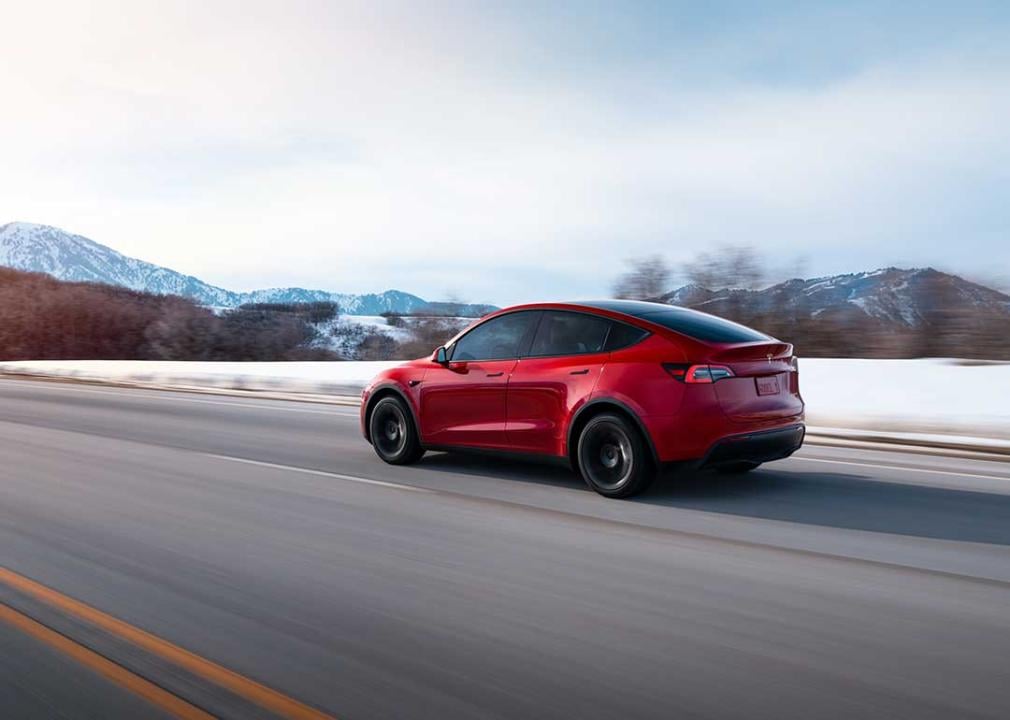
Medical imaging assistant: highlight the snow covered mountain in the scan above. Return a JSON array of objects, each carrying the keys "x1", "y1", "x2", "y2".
[
  {"x1": 660, "y1": 268, "x2": 1010, "y2": 327},
  {"x1": 0, "y1": 222, "x2": 493, "y2": 316},
  {"x1": 0, "y1": 222, "x2": 236, "y2": 305},
  {"x1": 231, "y1": 287, "x2": 437, "y2": 315}
]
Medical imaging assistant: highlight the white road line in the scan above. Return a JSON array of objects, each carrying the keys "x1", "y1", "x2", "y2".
[
  {"x1": 1, "y1": 380, "x2": 359, "y2": 416},
  {"x1": 205, "y1": 454, "x2": 432, "y2": 493},
  {"x1": 792, "y1": 456, "x2": 1010, "y2": 481}
]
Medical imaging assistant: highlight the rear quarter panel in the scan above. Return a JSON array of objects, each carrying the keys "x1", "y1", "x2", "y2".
[{"x1": 593, "y1": 335, "x2": 687, "y2": 418}]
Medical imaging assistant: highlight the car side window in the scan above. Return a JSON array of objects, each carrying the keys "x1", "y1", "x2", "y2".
[
  {"x1": 604, "y1": 321, "x2": 649, "y2": 351},
  {"x1": 528, "y1": 311, "x2": 611, "y2": 357},
  {"x1": 451, "y1": 312, "x2": 536, "y2": 361}
]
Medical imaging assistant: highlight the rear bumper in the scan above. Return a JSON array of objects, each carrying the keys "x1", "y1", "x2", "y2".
[{"x1": 697, "y1": 424, "x2": 805, "y2": 469}]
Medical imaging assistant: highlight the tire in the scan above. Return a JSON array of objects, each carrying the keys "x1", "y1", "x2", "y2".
[
  {"x1": 717, "y1": 461, "x2": 761, "y2": 474},
  {"x1": 576, "y1": 413, "x2": 655, "y2": 498},
  {"x1": 369, "y1": 396, "x2": 425, "y2": 465}
]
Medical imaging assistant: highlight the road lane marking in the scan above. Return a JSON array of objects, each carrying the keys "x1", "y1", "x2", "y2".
[
  {"x1": 214, "y1": 450, "x2": 1007, "y2": 494},
  {"x1": 0, "y1": 567, "x2": 334, "y2": 720},
  {"x1": 0, "y1": 603, "x2": 214, "y2": 720},
  {"x1": 792, "y1": 456, "x2": 1010, "y2": 481},
  {"x1": 189, "y1": 463, "x2": 1010, "y2": 588},
  {"x1": 206, "y1": 454, "x2": 432, "y2": 493},
  {"x1": 0, "y1": 379, "x2": 359, "y2": 416}
]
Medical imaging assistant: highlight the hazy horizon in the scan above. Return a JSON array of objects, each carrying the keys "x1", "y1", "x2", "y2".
[{"x1": 2, "y1": 1, "x2": 1008, "y2": 305}]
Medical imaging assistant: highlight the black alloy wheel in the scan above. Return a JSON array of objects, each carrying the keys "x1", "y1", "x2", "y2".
[
  {"x1": 577, "y1": 413, "x2": 655, "y2": 498},
  {"x1": 369, "y1": 396, "x2": 424, "y2": 465}
]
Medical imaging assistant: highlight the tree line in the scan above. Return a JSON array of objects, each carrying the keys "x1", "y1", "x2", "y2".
[{"x1": 0, "y1": 268, "x2": 338, "y2": 361}]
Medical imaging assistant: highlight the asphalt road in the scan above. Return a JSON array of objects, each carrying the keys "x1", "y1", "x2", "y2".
[{"x1": 1, "y1": 378, "x2": 1009, "y2": 719}]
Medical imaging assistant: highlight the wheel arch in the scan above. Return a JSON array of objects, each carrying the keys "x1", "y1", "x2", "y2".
[
  {"x1": 363, "y1": 383, "x2": 420, "y2": 445},
  {"x1": 566, "y1": 398, "x2": 660, "y2": 468}
]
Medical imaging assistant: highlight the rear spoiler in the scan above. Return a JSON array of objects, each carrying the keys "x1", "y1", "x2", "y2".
[{"x1": 709, "y1": 341, "x2": 792, "y2": 363}]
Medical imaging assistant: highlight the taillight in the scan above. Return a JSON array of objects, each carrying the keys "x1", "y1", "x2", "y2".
[
  {"x1": 689, "y1": 365, "x2": 734, "y2": 383},
  {"x1": 789, "y1": 356, "x2": 799, "y2": 393},
  {"x1": 663, "y1": 363, "x2": 734, "y2": 383}
]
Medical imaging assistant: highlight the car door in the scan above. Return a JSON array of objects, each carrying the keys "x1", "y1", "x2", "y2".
[
  {"x1": 419, "y1": 311, "x2": 538, "y2": 450},
  {"x1": 506, "y1": 310, "x2": 612, "y2": 455}
]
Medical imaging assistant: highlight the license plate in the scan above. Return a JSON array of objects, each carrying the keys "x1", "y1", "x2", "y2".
[{"x1": 756, "y1": 376, "x2": 779, "y2": 396}]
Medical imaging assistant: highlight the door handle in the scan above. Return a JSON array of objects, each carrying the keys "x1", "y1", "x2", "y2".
[
  {"x1": 486, "y1": 371, "x2": 504, "y2": 378},
  {"x1": 570, "y1": 369, "x2": 590, "y2": 375}
]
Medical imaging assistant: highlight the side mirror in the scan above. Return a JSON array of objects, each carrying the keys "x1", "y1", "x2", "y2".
[{"x1": 434, "y1": 346, "x2": 448, "y2": 364}]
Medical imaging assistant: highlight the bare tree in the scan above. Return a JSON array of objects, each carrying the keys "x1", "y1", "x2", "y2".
[
  {"x1": 381, "y1": 311, "x2": 406, "y2": 328},
  {"x1": 396, "y1": 316, "x2": 469, "y2": 359},
  {"x1": 356, "y1": 332, "x2": 400, "y2": 360},
  {"x1": 684, "y1": 245, "x2": 765, "y2": 290},
  {"x1": 613, "y1": 255, "x2": 670, "y2": 300}
]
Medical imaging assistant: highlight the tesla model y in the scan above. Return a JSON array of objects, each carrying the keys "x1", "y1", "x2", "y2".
[{"x1": 361, "y1": 301, "x2": 804, "y2": 497}]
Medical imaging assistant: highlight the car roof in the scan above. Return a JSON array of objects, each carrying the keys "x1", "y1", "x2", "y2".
[
  {"x1": 477, "y1": 299, "x2": 670, "y2": 333},
  {"x1": 499, "y1": 299, "x2": 684, "y2": 319},
  {"x1": 562, "y1": 299, "x2": 678, "y2": 314},
  {"x1": 482, "y1": 299, "x2": 771, "y2": 346},
  {"x1": 500, "y1": 299, "x2": 652, "y2": 310}
]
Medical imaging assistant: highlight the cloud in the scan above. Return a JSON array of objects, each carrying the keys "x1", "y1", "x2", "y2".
[{"x1": 1, "y1": 1, "x2": 1007, "y2": 303}]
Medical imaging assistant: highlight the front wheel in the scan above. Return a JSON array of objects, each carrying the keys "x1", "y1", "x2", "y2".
[
  {"x1": 369, "y1": 396, "x2": 425, "y2": 465},
  {"x1": 576, "y1": 413, "x2": 655, "y2": 498}
]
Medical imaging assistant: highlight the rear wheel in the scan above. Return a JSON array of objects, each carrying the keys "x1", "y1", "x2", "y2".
[
  {"x1": 576, "y1": 413, "x2": 655, "y2": 498},
  {"x1": 717, "y1": 461, "x2": 761, "y2": 474},
  {"x1": 369, "y1": 396, "x2": 424, "y2": 465}
]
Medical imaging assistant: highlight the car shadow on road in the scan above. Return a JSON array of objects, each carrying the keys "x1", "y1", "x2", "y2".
[
  {"x1": 417, "y1": 451, "x2": 581, "y2": 489},
  {"x1": 644, "y1": 467, "x2": 1010, "y2": 546},
  {"x1": 417, "y1": 452, "x2": 1010, "y2": 546}
]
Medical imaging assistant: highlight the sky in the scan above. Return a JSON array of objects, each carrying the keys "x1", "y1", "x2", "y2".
[{"x1": 1, "y1": 1, "x2": 1008, "y2": 305}]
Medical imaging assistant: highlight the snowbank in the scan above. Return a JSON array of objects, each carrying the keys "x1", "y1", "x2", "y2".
[
  {"x1": 0, "y1": 360, "x2": 400, "y2": 398},
  {"x1": 800, "y1": 358, "x2": 1010, "y2": 439},
  {"x1": 1, "y1": 358, "x2": 1008, "y2": 440}
]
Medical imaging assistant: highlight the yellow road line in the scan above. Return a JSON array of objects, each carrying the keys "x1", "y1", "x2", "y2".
[
  {"x1": 0, "y1": 603, "x2": 214, "y2": 720},
  {"x1": 0, "y1": 567, "x2": 334, "y2": 720}
]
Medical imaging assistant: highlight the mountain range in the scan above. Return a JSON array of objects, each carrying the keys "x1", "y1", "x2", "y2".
[
  {"x1": 3, "y1": 221, "x2": 1007, "y2": 329},
  {"x1": 661, "y1": 267, "x2": 1010, "y2": 327},
  {"x1": 0, "y1": 222, "x2": 496, "y2": 316}
]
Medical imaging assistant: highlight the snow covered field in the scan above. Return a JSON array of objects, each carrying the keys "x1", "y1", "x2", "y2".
[
  {"x1": 800, "y1": 359, "x2": 1010, "y2": 438},
  {"x1": 311, "y1": 314, "x2": 472, "y2": 358},
  {"x1": 1, "y1": 358, "x2": 1008, "y2": 442}
]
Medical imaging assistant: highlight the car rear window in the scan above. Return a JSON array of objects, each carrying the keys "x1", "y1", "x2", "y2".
[{"x1": 634, "y1": 308, "x2": 769, "y2": 343}]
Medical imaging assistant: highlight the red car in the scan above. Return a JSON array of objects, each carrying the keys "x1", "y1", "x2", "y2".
[{"x1": 361, "y1": 300, "x2": 804, "y2": 498}]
